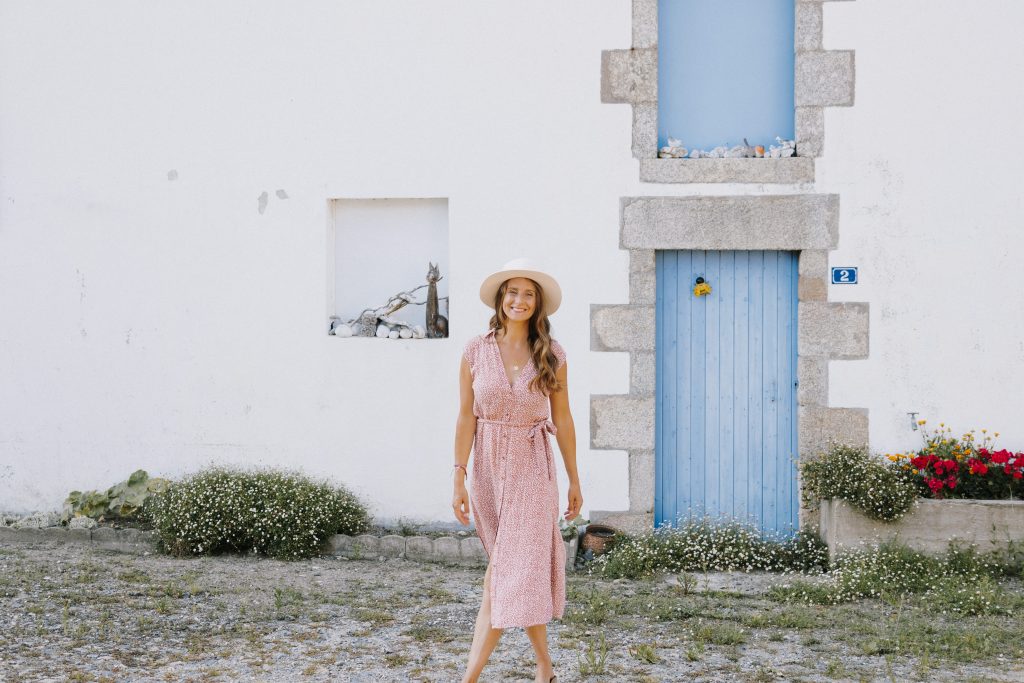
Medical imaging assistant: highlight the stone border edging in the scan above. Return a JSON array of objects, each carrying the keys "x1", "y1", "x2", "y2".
[{"x1": 0, "y1": 526, "x2": 579, "y2": 571}]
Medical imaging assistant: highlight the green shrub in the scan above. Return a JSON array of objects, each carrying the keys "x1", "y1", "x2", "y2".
[
  {"x1": 589, "y1": 517, "x2": 828, "y2": 579},
  {"x1": 62, "y1": 469, "x2": 170, "y2": 523},
  {"x1": 771, "y1": 541, "x2": 1017, "y2": 616},
  {"x1": 800, "y1": 442, "x2": 918, "y2": 521},
  {"x1": 144, "y1": 467, "x2": 371, "y2": 560}
]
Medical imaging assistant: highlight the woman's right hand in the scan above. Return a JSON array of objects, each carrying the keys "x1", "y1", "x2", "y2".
[{"x1": 452, "y1": 482, "x2": 471, "y2": 526}]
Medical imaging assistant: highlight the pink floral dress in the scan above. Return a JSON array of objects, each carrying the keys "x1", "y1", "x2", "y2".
[{"x1": 463, "y1": 328, "x2": 567, "y2": 628}]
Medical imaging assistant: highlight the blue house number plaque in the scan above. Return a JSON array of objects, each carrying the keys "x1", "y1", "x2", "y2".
[{"x1": 831, "y1": 267, "x2": 858, "y2": 284}]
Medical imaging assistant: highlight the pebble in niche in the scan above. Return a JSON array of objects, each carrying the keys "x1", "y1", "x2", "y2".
[
  {"x1": 329, "y1": 262, "x2": 449, "y2": 340},
  {"x1": 659, "y1": 136, "x2": 796, "y2": 159}
]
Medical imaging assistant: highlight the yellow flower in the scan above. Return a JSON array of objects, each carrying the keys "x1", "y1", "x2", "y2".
[
  {"x1": 918, "y1": 419, "x2": 927, "y2": 425},
  {"x1": 912, "y1": 469, "x2": 919, "y2": 475},
  {"x1": 982, "y1": 429, "x2": 987, "y2": 433},
  {"x1": 939, "y1": 422, "x2": 945, "y2": 427},
  {"x1": 995, "y1": 432, "x2": 1000, "y2": 437},
  {"x1": 887, "y1": 455, "x2": 898, "y2": 462}
]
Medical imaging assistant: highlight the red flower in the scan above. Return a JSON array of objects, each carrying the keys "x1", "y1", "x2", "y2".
[
  {"x1": 991, "y1": 449, "x2": 1011, "y2": 465},
  {"x1": 911, "y1": 455, "x2": 933, "y2": 470},
  {"x1": 945, "y1": 474, "x2": 958, "y2": 489},
  {"x1": 967, "y1": 458, "x2": 989, "y2": 476},
  {"x1": 926, "y1": 477, "x2": 944, "y2": 493},
  {"x1": 977, "y1": 448, "x2": 991, "y2": 461}
]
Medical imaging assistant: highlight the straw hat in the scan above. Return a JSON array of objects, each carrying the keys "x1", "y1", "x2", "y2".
[{"x1": 479, "y1": 257, "x2": 562, "y2": 317}]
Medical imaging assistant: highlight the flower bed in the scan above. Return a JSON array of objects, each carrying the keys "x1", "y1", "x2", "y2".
[
  {"x1": 805, "y1": 423, "x2": 1024, "y2": 559},
  {"x1": 888, "y1": 422, "x2": 1023, "y2": 499},
  {"x1": 819, "y1": 498, "x2": 1024, "y2": 561}
]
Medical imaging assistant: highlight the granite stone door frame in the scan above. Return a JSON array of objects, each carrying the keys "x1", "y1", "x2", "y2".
[{"x1": 588, "y1": 195, "x2": 870, "y2": 534}]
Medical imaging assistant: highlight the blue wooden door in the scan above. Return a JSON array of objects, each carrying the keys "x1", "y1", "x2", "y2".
[{"x1": 655, "y1": 250, "x2": 799, "y2": 536}]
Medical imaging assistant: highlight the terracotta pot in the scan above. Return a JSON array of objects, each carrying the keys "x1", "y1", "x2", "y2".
[{"x1": 580, "y1": 523, "x2": 619, "y2": 556}]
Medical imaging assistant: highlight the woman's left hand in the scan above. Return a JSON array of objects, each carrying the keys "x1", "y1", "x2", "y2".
[{"x1": 564, "y1": 480, "x2": 583, "y2": 521}]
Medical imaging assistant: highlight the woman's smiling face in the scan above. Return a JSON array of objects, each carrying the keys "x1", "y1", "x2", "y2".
[{"x1": 502, "y1": 277, "x2": 539, "y2": 322}]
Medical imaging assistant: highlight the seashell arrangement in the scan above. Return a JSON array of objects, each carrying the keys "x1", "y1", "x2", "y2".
[
  {"x1": 658, "y1": 136, "x2": 688, "y2": 159},
  {"x1": 767, "y1": 136, "x2": 796, "y2": 158},
  {"x1": 660, "y1": 135, "x2": 797, "y2": 160}
]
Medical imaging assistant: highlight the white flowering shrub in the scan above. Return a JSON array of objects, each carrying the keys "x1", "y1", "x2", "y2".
[
  {"x1": 769, "y1": 541, "x2": 1022, "y2": 616},
  {"x1": 800, "y1": 442, "x2": 918, "y2": 521},
  {"x1": 143, "y1": 467, "x2": 371, "y2": 560},
  {"x1": 589, "y1": 517, "x2": 828, "y2": 579}
]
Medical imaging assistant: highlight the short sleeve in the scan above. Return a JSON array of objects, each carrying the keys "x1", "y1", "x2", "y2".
[
  {"x1": 551, "y1": 338, "x2": 567, "y2": 371},
  {"x1": 463, "y1": 335, "x2": 479, "y2": 375}
]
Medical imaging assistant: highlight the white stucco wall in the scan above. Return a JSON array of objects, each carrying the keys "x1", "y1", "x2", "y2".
[
  {"x1": 820, "y1": 0, "x2": 1024, "y2": 452},
  {"x1": 1, "y1": 1, "x2": 1022, "y2": 523}
]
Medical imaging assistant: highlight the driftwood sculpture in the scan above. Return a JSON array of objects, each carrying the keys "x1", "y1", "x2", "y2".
[
  {"x1": 425, "y1": 262, "x2": 448, "y2": 338},
  {"x1": 331, "y1": 262, "x2": 448, "y2": 339}
]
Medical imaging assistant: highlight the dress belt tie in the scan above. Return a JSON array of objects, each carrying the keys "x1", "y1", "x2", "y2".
[{"x1": 477, "y1": 417, "x2": 558, "y2": 480}]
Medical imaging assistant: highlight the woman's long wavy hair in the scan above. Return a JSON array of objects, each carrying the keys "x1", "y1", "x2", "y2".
[{"x1": 488, "y1": 278, "x2": 564, "y2": 396}]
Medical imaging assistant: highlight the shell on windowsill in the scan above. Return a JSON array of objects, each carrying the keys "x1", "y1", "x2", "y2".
[{"x1": 659, "y1": 136, "x2": 688, "y2": 159}]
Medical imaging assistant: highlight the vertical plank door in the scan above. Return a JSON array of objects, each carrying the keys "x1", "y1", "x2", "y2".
[{"x1": 655, "y1": 250, "x2": 799, "y2": 536}]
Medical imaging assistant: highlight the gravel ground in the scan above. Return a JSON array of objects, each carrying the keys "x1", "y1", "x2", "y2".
[{"x1": 1, "y1": 539, "x2": 1022, "y2": 682}]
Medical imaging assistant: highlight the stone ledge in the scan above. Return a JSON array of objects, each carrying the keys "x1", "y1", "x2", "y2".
[
  {"x1": 0, "y1": 526, "x2": 579, "y2": 570},
  {"x1": 820, "y1": 498, "x2": 1024, "y2": 562},
  {"x1": 621, "y1": 194, "x2": 839, "y2": 251},
  {"x1": 639, "y1": 157, "x2": 816, "y2": 185}
]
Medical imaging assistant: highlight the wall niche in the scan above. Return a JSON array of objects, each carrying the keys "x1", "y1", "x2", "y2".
[
  {"x1": 658, "y1": 0, "x2": 795, "y2": 158},
  {"x1": 327, "y1": 198, "x2": 450, "y2": 340}
]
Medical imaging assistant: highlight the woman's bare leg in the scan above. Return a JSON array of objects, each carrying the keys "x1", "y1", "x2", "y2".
[
  {"x1": 461, "y1": 563, "x2": 504, "y2": 683},
  {"x1": 525, "y1": 623, "x2": 555, "y2": 682}
]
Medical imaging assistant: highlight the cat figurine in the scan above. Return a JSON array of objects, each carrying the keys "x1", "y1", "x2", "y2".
[{"x1": 425, "y1": 262, "x2": 448, "y2": 338}]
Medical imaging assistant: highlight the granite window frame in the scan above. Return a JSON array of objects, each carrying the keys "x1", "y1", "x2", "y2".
[{"x1": 601, "y1": 0, "x2": 855, "y2": 184}]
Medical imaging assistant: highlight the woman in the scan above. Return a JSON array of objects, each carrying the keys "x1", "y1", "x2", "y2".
[{"x1": 452, "y1": 257, "x2": 583, "y2": 683}]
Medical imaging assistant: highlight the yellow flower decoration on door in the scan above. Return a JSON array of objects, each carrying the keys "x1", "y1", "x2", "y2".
[{"x1": 693, "y1": 277, "x2": 712, "y2": 297}]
